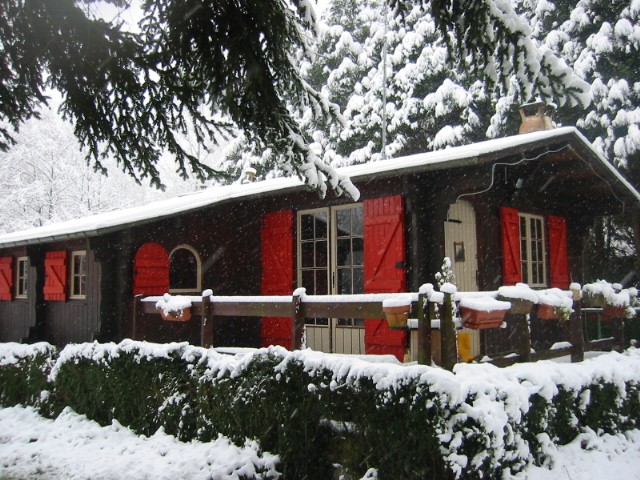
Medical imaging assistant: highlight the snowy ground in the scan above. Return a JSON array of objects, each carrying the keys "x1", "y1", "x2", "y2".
[
  {"x1": 0, "y1": 406, "x2": 279, "y2": 480},
  {"x1": 1, "y1": 404, "x2": 640, "y2": 480}
]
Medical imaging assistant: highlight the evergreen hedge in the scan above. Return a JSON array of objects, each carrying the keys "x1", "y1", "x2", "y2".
[{"x1": 1, "y1": 340, "x2": 640, "y2": 480}]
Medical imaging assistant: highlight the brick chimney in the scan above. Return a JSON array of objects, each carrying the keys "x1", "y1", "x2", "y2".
[{"x1": 519, "y1": 101, "x2": 555, "y2": 134}]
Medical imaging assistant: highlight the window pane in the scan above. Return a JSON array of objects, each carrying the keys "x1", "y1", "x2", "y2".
[
  {"x1": 301, "y1": 242, "x2": 314, "y2": 268},
  {"x1": 352, "y1": 238, "x2": 363, "y2": 266},
  {"x1": 338, "y1": 268, "x2": 352, "y2": 294},
  {"x1": 336, "y1": 238, "x2": 351, "y2": 267},
  {"x1": 315, "y1": 212, "x2": 327, "y2": 239},
  {"x1": 352, "y1": 207, "x2": 363, "y2": 236},
  {"x1": 336, "y1": 209, "x2": 351, "y2": 237},
  {"x1": 315, "y1": 240, "x2": 328, "y2": 268},
  {"x1": 170, "y1": 248, "x2": 198, "y2": 290},
  {"x1": 315, "y1": 269, "x2": 328, "y2": 295},
  {"x1": 302, "y1": 270, "x2": 314, "y2": 292},
  {"x1": 301, "y1": 214, "x2": 314, "y2": 240},
  {"x1": 353, "y1": 267, "x2": 363, "y2": 293}
]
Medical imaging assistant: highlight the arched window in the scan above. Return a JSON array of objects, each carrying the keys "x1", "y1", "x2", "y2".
[{"x1": 169, "y1": 245, "x2": 201, "y2": 293}]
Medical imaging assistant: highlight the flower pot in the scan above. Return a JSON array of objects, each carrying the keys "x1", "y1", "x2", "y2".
[
  {"x1": 459, "y1": 307, "x2": 507, "y2": 330},
  {"x1": 159, "y1": 307, "x2": 192, "y2": 322},
  {"x1": 383, "y1": 305, "x2": 409, "y2": 330},
  {"x1": 535, "y1": 303, "x2": 558, "y2": 320},
  {"x1": 583, "y1": 293, "x2": 606, "y2": 308},
  {"x1": 601, "y1": 305, "x2": 626, "y2": 322}
]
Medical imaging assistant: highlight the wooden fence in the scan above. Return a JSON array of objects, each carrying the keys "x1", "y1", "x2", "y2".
[{"x1": 133, "y1": 291, "x2": 635, "y2": 369}]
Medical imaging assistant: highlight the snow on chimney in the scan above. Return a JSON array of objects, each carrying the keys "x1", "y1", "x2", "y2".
[{"x1": 519, "y1": 101, "x2": 556, "y2": 134}]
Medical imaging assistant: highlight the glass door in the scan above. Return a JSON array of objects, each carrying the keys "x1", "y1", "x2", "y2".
[{"x1": 298, "y1": 204, "x2": 364, "y2": 354}]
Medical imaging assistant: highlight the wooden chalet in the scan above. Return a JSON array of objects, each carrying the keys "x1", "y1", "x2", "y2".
[{"x1": 1, "y1": 118, "x2": 639, "y2": 361}]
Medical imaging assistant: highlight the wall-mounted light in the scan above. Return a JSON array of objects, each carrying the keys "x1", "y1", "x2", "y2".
[{"x1": 515, "y1": 177, "x2": 525, "y2": 189}]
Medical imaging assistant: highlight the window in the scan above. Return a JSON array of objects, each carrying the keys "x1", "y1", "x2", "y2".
[
  {"x1": 70, "y1": 251, "x2": 87, "y2": 299},
  {"x1": 169, "y1": 245, "x2": 201, "y2": 293},
  {"x1": 519, "y1": 213, "x2": 546, "y2": 287},
  {"x1": 16, "y1": 257, "x2": 28, "y2": 298}
]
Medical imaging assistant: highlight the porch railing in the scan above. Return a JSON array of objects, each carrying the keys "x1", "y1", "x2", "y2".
[{"x1": 133, "y1": 289, "x2": 636, "y2": 370}]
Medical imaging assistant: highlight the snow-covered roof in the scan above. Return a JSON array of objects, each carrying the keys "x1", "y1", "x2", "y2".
[{"x1": 0, "y1": 127, "x2": 638, "y2": 248}]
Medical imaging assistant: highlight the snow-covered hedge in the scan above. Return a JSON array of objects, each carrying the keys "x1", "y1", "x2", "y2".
[
  {"x1": 2, "y1": 341, "x2": 640, "y2": 480},
  {"x1": 0, "y1": 342, "x2": 56, "y2": 411}
]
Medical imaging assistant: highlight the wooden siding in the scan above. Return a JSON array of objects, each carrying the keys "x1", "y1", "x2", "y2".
[
  {"x1": 43, "y1": 246, "x2": 101, "y2": 346},
  {"x1": 0, "y1": 247, "x2": 36, "y2": 343}
]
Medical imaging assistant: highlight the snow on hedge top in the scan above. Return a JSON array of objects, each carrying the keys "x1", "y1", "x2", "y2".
[
  {"x1": 0, "y1": 342, "x2": 55, "y2": 367},
  {"x1": 2, "y1": 127, "x2": 636, "y2": 247}
]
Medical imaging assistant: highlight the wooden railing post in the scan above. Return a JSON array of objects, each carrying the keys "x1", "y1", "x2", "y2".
[
  {"x1": 569, "y1": 285, "x2": 584, "y2": 362},
  {"x1": 417, "y1": 293, "x2": 431, "y2": 365},
  {"x1": 201, "y1": 291, "x2": 215, "y2": 348},
  {"x1": 440, "y1": 292, "x2": 457, "y2": 371},
  {"x1": 511, "y1": 313, "x2": 531, "y2": 362},
  {"x1": 132, "y1": 294, "x2": 142, "y2": 341},
  {"x1": 291, "y1": 292, "x2": 305, "y2": 350},
  {"x1": 612, "y1": 316, "x2": 626, "y2": 351}
]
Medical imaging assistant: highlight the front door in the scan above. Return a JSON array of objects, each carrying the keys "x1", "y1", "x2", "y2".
[
  {"x1": 444, "y1": 200, "x2": 480, "y2": 360},
  {"x1": 444, "y1": 200, "x2": 479, "y2": 291},
  {"x1": 298, "y1": 205, "x2": 364, "y2": 354}
]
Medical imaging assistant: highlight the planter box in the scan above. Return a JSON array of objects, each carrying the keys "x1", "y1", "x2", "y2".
[
  {"x1": 159, "y1": 307, "x2": 192, "y2": 322},
  {"x1": 460, "y1": 307, "x2": 507, "y2": 330},
  {"x1": 601, "y1": 305, "x2": 626, "y2": 322},
  {"x1": 535, "y1": 303, "x2": 558, "y2": 320},
  {"x1": 383, "y1": 305, "x2": 409, "y2": 330}
]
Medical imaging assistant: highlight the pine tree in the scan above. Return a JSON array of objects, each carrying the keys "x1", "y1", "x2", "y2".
[{"x1": 1, "y1": 0, "x2": 590, "y2": 197}]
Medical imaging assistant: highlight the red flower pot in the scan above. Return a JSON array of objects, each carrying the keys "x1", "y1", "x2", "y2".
[
  {"x1": 601, "y1": 305, "x2": 626, "y2": 322},
  {"x1": 536, "y1": 303, "x2": 558, "y2": 320},
  {"x1": 460, "y1": 307, "x2": 507, "y2": 330},
  {"x1": 383, "y1": 305, "x2": 410, "y2": 330}
]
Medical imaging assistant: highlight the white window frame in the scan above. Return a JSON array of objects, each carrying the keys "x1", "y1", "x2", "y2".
[
  {"x1": 519, "y1": 213, "x2": 547, "y2": 287},
  {"x1": 15, "y1": 256, "x2": 28, "y2": 299},
  {"x1": 297, "y1": 208, "x2": 330, "y2": 327},
  {"x1": 70, "y1": 250, "x2": 87, "y2": 299},
  {"x1": 169, "y1": 244, "x2": 202, "y2": 294}
]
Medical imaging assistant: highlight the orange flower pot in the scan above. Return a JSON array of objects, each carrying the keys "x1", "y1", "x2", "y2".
[
  {"x1": 383, "y1": 305, "x2": 409, "y2": 330},
  {"x1": 159, "y1": 307, "x2": 192, "y2": 322}
]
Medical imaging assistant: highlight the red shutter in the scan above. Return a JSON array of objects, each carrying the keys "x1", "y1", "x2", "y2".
[
  {"x1": 260, "y1": 210, "x2": 294, "y2": 348},
  {"x1": 548, "y1": 215, "x2": 569, "y2": 289},
  {"x1": 133, "y1": 242, "x2": 170, "y2": 295},
  {"x1": 44, "y1": 251, "x2": 67, "y2": 301},
  {"x1": 500, "y1": 206, "x2": 522, "y2": 285},
  {"x1": 0, "y1": 257, "x2": 13, "y2": 301},
  {"x1": 364, "y1": 195, "x2": 406, "y2": 362}
]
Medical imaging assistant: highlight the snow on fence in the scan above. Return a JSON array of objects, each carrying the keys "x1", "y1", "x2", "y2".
[{"x1": 134, "y1": 282, "x2": 638, "y2": 370}]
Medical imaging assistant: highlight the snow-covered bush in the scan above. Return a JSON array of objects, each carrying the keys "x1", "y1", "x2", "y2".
[
  {"x1": 51, "y1": 340, "x2": 203, "y2": 440},
  {"x1": 0, "y1": 342, "x2": 56, "y2": 411},
  {"x1": 2, "y1": 341, "x2": 640, "y2": 479}
]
